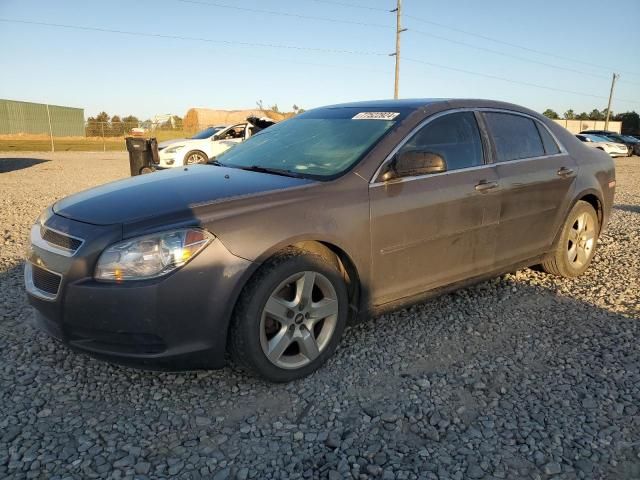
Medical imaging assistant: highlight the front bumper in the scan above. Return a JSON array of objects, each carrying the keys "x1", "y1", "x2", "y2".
[
  {"x1": 26, "y1": 214, "x2": 254, "y2": 369},
  {"x1": 158, "y1": 150, "x2": 183, "y2": 169}
]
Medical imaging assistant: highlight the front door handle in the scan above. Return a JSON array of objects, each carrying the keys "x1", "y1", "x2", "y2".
[
  {"x1": 557, "y1": 167, "x2": 575, "y2": 177},
  {"x1": 475, "y1": 181, "x2": 499, "y2": 193}
]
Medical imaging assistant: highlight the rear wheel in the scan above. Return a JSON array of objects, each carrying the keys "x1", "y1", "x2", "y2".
[
  {"x1": 229, "y1": 248, "x2": 348, "y2": 382},
  {"x1": 541, "y1": 200, "x2": 599, "y2": 278},
  {"x1": 185, "y1": 150, "x2": 208, "y2": 165}
]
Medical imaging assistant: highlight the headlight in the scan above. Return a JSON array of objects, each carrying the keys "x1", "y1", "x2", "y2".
[
  {"x1": 95, "y1": 228, "x2": 213, "y2": 281},
  {"x1": 164, "y1": 144, "x2": 185, "y2": 154}
]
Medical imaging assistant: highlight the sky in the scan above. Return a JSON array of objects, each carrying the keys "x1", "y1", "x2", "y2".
[{"x1": 1, "y1": 0, "x2": 639, "y2": 120}]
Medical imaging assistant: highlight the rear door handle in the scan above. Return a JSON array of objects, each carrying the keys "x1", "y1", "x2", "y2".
[
  {"x1": 557, "y1": 167, "x2": 575, "y2": 177},
  {"x1": 474, "y1": 181, "x2": 499, "y2": 193}
]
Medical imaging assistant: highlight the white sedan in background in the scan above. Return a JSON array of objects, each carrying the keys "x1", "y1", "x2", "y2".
[
  {"x1": 157, "y1": 123, "x2": 251, "y2": 168},
  {"x1": 575, "y1": 133, "x2": 629, "y2": 157}
]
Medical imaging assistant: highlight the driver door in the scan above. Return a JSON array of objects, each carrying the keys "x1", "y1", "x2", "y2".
[
  {"x1": 369, "y1": 111, "x2": 500, "y2": 305},
  {"x1": 211, "y1": 124, "x2": 245, "y2": 157}
]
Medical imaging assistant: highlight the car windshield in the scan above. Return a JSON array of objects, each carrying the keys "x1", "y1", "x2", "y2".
[
  {"x1": 214, "y1": 109, "x2": 400, "y2": 179},
  {"x1": 622, "y1": 135, "x2": 639, "y2": 143},
  {"x1": 584, "y1": 134, "x2": 611, "y2": 143},
  {"x1": 190, "y1": 126, "x2": 224, "y2": 139}
]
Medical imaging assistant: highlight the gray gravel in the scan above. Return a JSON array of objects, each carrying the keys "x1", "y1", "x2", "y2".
[{"x1": 1, "y1": 152, "x2": 639, "y2": 480}]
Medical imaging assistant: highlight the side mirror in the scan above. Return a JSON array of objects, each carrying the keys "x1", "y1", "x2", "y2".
[{"x1": 382, "y1": 150, "x2": 447, "y2": 181}]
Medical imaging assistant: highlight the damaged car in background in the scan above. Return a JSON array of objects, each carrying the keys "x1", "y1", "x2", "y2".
[{"x1": 157, "y1": 116, "x2": 275, "y2": 168}]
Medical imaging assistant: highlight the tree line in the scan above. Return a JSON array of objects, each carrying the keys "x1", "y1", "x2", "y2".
[
  {"x1": 85, "y1": 112, "x2": 184, "y2": 137},
  {"x1": 542, "y1": 108, "x2": 640, "y2": 133}
]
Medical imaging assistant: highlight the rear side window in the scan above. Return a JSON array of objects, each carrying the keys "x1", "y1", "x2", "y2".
[
  {"x1": 399, "y1": 112, "x2": 484, "y2": 171},
  {"x1": 536, "y1": 123, "x2": 561, "y2": 155},
  {"x1": 484, "y1": 112, "x2": 545, "y2": 161}
]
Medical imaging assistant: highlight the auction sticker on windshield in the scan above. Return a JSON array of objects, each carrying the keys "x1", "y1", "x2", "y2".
[{"x1": 352, "y1": 112, "x2": 400, "y2": 120}]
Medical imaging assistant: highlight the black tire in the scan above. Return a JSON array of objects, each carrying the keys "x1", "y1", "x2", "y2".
[
  {"x1": 184, "y1": 150, "x2": 208, "y2": 165},
  {"x1": 229, "y1": 247, "x2": 348, "y2": 382},
  {"x1": 541, "y1": 200, "x2": 599, "y2": 278}
]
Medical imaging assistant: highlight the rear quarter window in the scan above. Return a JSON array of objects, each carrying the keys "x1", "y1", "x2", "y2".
[
  {"x1": 536, "y1": 123, "x2": 561, "y2": 155},
  {"x1": 484, "y1": 112, "x2": 545, "y2": 162}
]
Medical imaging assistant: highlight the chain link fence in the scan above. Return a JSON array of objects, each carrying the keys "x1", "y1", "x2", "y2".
[{"x1": 0, "y1": 119, "x2": 197, "y2": 153}]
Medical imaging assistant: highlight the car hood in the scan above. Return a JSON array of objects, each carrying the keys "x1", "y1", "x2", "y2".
[
  {"x1": 53, "y1": 166, "x2": 314, "y2": 226},
  {"x1": 158, "y1": 138, "x2": 190, "y2": 148}
]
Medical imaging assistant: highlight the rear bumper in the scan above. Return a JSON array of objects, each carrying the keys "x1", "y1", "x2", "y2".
[{"x1": 26, "y1": 219, "x2": 255, "y2": 369}]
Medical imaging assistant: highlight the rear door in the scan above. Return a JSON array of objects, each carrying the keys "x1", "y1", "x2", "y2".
[
  {"x1": 369, "y1": 111, "x2": 501, "y2": 305},
  {"x1": 482, "y1": 111, "x2": 577, "y2": 267}
]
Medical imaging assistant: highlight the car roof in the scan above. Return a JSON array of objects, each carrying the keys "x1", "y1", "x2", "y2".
[
  {"x1": 320, "y1": 98, "x2": 447, "y2": 109},
  {"x1": 313, "y1": 98, "x2": 540, "y2": 115}
]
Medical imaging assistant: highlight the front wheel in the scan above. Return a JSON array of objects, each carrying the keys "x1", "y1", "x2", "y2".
[
  {"x1": 541, "y1": 200, "x2": 599, "y2": 278},
  {"x1": 185, "y1": 150, "x2": 208, "y2": 165},
  {"x1": 229, "y1": 248, "x2": 348, "y2": 382}
]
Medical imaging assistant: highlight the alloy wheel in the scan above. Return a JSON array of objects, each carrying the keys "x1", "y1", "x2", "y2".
[
  {"x1": 260, "y1": 271, "x2": 339, "y2": 369},
  {"x1": 567, "y1": 212, "x2": 596, "y2": 268},
  {"x1": 186, "y1": 152, "x2": 206, "y2": 164}
]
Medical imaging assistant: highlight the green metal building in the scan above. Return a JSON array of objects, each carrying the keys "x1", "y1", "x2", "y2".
[{"x1": 0, "y1": 99, "x2": 85, "y2": 136}]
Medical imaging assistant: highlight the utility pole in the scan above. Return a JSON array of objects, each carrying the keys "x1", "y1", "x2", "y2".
[
  {"x1": 390, "y1": 0, "x2": 406, "y2": 99},
  {"x1": 604, "y1": 73, "x2": 619, "y2": 131}
]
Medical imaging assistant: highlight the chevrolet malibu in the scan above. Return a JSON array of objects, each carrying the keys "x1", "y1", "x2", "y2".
[{"x1": 25, "y1": 99, "x2": 615, "y2": 382}]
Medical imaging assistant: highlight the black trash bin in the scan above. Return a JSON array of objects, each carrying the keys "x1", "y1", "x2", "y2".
[{"x1": 125, "y1": 137, "x2": 159, "y2": 176}]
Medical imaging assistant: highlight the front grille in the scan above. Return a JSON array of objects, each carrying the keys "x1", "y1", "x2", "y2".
[
  {"x1": 31, "y1": 264, "x2": 62, "y2": 296},
  {"x1": 41, "y1": 226, "x2": 83, "y2": 252}
]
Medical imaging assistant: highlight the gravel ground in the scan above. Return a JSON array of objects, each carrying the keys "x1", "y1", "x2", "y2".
[{"x1": 1, "y1": 152, "x2": 639, "y2": 480}]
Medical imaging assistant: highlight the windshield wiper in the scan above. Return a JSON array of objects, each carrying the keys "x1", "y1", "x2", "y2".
[{"x1": 235, "y1": 165, "x2": 305, "y2": 178}]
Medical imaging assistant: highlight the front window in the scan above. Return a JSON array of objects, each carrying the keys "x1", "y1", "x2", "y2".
[
  {"x1": 214, "y1": 109, "x2": 401, "y2": 179},
  {"x1": 190, "y1": 126, "x2": 224, "y2": 139},
  {"x1": 397, "y1": 112, "x2": 484, "y2": 171}
]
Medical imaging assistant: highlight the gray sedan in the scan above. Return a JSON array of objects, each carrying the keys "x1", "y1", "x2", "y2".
[{"x1": 25, "y1": 99, "x2": 615, "y2": 382}]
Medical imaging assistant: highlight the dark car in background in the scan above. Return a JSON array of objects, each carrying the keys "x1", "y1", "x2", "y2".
[
  {"x1": 25, "y1": 99, "x2": 615, "y2": 382},
  {"x1": 580, "y1": 129, "x2": 638, "y2": 156}
]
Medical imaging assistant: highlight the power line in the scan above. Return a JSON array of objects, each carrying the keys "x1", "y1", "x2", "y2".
[
  {"x1": 404, "y1": 57, "x2": 640, "y2": 105},
  {"x1": 404, "y1": 13, "x2": 640, "y2": 79},
  {"x1": 307, "y1": 0, "x2": 390, "y2": 11},
  {"x1": 2, "y1": 17, "x2": 637, "y2": 106},
  {"x1": 408, "y1": 28, "x2": 615, "y2": 83},
  {"x1": 0, "y1": 18, "x2": 387, "y2": 56},
  {"x1": 182, "y1": 1, "x2": 639, "y2": 86},
  {"x1": 178, "y1": 0, "x2": 391, "y2": 29}
]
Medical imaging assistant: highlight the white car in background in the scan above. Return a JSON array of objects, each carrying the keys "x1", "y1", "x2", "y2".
[
  {"x1": 156, "y1": 116, "x2": 277, "y2": 168},
  {"x1": 157, "y1": 123, "x2": 250, "y2": 168},
  {"x1": 575, "y1": 133, "x2": 628, "y2": 157}
]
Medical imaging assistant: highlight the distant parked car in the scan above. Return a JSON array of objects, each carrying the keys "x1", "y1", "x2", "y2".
[
  {"x1": 157, "y1": 118, "x2": 275, "y2": 168},
  {"x1": 619, "y1": 135, "x2": 640, "y2": 155},
  {"x1": 129, "y1": 127, "x2": 146, "y2": 137},
  {"x1": 580, "y1": 130, "x2": 634, "y2": 156},
  {"x1": 575, "y1": 134, "x2": 628, "y2": 157}
]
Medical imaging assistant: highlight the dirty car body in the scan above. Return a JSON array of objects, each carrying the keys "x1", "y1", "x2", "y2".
[{"x1": 25, "y1": 99, "x2": 615, "y2": 378}]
